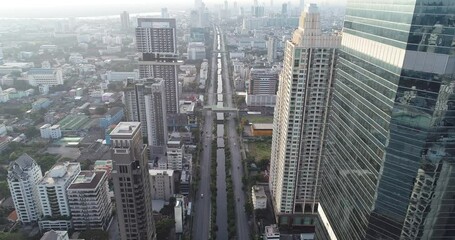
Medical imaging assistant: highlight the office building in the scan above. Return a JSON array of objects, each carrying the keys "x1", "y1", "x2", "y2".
[
  {"x1": 111, "y1": 122, "x2": 156, "y2": 240},
  {"x1": 300, "y1": 0, "x2": 305, "y2": 11},
  {"x1": 7, "y1": 154, "x2": 43, "y2": 223},
  {"x1": 120, "y1": 11, "x2": 130, "y2": 31},
  {"x1": 319, "y1": 1, "x2": 455, "y2": 239},
  {"x1": 27, "y1": 68, "x2": 63, "y2": 86},
  {"x1": 38, "y1": 162, "x2": 81, "y2": 231},
  {"x1": 166, "y1": 139, "x2": 184, "y2": 170},
  {"x1": 269, "y1": 4, "x2": 340, "y2": 229},
  {"x1": 136, "y1": 18, "x2": 182, "y2": 114},
  {"x1": 149, "y1": 169, "x2": 175, "y2": 200},
  {"x1": 124, "y1": 79, "x2": 168, "y2": 147},
  {"x1": 68, "y1": 171, "x2": 112, "y2": 231}
]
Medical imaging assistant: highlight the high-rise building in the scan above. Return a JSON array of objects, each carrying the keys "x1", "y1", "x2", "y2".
[
  {"x1": 111, "y1": 122, "x2": 156, "y2": 240},
  {"x1": 194, "y1": 0, "x2": 202, "y2": 9},
  {"x1": 120, "y1": 11, "x2": 130, "y2": 31},
  {"x1": 7, "y1": 154, "x2": 43, "y2": 223},
  {"x1": 299, "y1": 0, "x2": 305, "y2": 11},
  {"x1": 37, "y1": 162, "x2": 81, "y2": 231},
  {"x1": 267, "y1": 36, "x2": 277, "y2": 63},
  {"x1": 136, "y1": 18, "x2": 182, "y2": 114},
  {"x1": 161, "y1": 8, "x2": 169, "y2": 18},
  {"x1": 269, "y1": 4, "x2": 340, "y2": 229},
  {"x1": 319, "y1": 1, "x2": 455, "y2": 239},
  {"x1": 124, "y1": 78, "x2": 168, "y2": 147},
  {"x1": 281, "y1": 3, "x2": 288, "y2": 16},
  {"x1": 67, "y1": 170, "x2": 112, "y2": 231}
]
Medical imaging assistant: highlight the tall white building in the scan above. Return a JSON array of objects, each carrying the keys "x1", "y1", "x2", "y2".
[
  {"x1": 166, "y1": 140, "x2": 184, "y2": 171},
  {"x1": 124, "y1": 78, "x2": 168, "y2": 147},
  {"x1": 269, "y1": 4, "x2": 340, "y2": 226},
  {"x1": 7, "y1": 154, "x2": 43, "y2": 223},
  {"x1": 27, "y1": 68, "x2": 63, "y2": 86},
  {"x1": 149, "y1": 169, "x2": 175, "y2": 200},
  {"x1": 67, "y1": 171, "x2": 112, "y2": 231},
  {"x1": 38, "y1": 162, "x2": 81, "y2": 231}
]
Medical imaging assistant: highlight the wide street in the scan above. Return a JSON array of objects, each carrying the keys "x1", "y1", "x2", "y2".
[
  {"x1": 192, "y1": 26, "x2": 217, "y2": 240},
  {"x1": 220, "y1": 28, "x2": 251, "y2": 240}
]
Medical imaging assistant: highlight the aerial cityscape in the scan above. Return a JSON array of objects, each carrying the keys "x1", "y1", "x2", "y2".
[{"x1": 0, "y1": 0, "x2": 454, "y2": 240}]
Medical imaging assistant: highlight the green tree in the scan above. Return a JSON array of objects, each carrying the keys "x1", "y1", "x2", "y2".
[
  {"x1": 79, "y1": 230, "x2": 109, "y2": 240},
  {"x1": 0, "y1": 232, "x2": 26, "y2": 240},
  {"x1": 155, "y1": 218, "x2": 175, "y2": 239}
]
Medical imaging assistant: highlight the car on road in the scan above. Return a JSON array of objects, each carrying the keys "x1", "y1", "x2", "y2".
[{"x1": 201, "y1": 194, "x2": 204, "y2": 198}]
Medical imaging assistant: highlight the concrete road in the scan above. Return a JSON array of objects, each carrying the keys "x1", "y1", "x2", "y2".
[
  {"x1": 220, "y1": 28, "x2": 251, "y2": 240},
  {"x1": 192, "y1": 26, "x2": 217, "y2": 240}
]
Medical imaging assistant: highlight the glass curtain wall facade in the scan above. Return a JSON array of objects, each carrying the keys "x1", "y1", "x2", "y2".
[{"x1": 320, "y1": 0, "x2": 455, "y2": 239}]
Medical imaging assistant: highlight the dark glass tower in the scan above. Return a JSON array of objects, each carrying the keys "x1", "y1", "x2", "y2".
[{"x1": 320, "y1": 1, "x2": 455, "y2": 239}]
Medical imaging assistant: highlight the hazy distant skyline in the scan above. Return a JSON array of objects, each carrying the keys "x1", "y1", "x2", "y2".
[{"x1": 0, "y1": 0, "x2": 345, "y2": 18}]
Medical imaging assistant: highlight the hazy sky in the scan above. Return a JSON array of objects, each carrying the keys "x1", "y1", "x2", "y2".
[{"x1": 0, "y1": 0, "x2": 345, "y2": 18}]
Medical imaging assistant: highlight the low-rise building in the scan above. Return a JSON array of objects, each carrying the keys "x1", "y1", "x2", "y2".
[
  {"x1": 67, "y1": 171, "x2": 112, "y2": 231},
  {"x1": 32, "y1": 98, "x2": 51, "y2": 110},
  {"x1": 174, "y1": 195, "x2": 185, "y2": 234},
  {"x1": 40, "y1": 230, "x2": 69, "y2": 240},
  {"x1": 40, "y1": 124, "x2": 62, "y2": 139},
  {"x1": 251, "y1": 185, "x2": 267, "y2": 210},
  {"x1": 27, "y1": 68, "x2": 63, "y2": 86},
  {"x1": 100, "y1": 107, "x2": 124, "y2": 129},
  {"x1": 94, "y1": 160, "x2": 113, "y2": 176},
  {"x1": 105, "y1": 71, "x2": 139, "y2": 82},
  {"x1": 0, "y1": 136, "x2": 10, "y2": 153},
  {"x1": 250, "y1": 123, "x2": 273, "y2": 137},
  {"x1": 149, "y1": 169, "x2": 175, "y2": 200},
  {"x1": 263, "y1": 224, "x2": 280, "y2": 240}
]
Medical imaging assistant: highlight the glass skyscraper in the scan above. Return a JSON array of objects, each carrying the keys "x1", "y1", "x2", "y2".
[{"x1": 319, "y1": 0, "x2": 455, "y2": 239}]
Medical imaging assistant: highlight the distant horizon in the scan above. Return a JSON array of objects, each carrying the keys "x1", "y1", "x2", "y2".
[{"x1": 0, "y1": 0, "x2": 345, "y2": 19}]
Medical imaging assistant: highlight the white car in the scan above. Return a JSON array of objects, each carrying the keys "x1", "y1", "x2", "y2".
[{"x1": 201, "y1": 194, "x2": 204, "y2": 198}]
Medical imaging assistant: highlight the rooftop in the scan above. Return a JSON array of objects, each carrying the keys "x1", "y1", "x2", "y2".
[
  {"x1": 28, "y1": 68, "x2": 58, "y2": 75},
  {"x1": 252, "y1": 123, "x2": 273, "y2": 130},
  {"x1": 149, "y1": 169, "x2": 174, "y2": 176},
  {"x1": 252, "y1": 185, "x2": 267, "y2": 198},
  {"x1": 8, "y1": 153, "x2": 38, "y2": 180},
  {"x1": 39, "y1": 162, "x2": 80, "y2": 186},
  {"x1": 264, "y1": 224, "x2": 280, "y2": 237},
  {"x1": 68, "y1": 171, "x2": 105, "y2": 190},
  {"x1": 110, "y1": 122, "x2": 141, "y2": 136}
]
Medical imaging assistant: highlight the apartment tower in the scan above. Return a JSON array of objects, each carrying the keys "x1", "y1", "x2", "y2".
[
  {"x1": 111, "y1": 122, "x2": 156, "y2": 240},
  {"x1": 318, "y1": 0, "x2": 455, "y2": 239},
  {"x1": 37, "y1": 162, "x2": 81, "y2": 231},
  {"x1": 7, "y1": 154, "x2": 42, "y2": 223},
  {"x1": 269, "y1": 4, "x2": 340, "y2": 229},
  {"x1": 124, "y1": 78, "x2": 168, "y2": 147},
  {"x1": 136, "y1": 18, "x2": 182, "y2": 114},
  {"x1": 68, "y1": 170, "x2": 112, "y2": 231}
]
